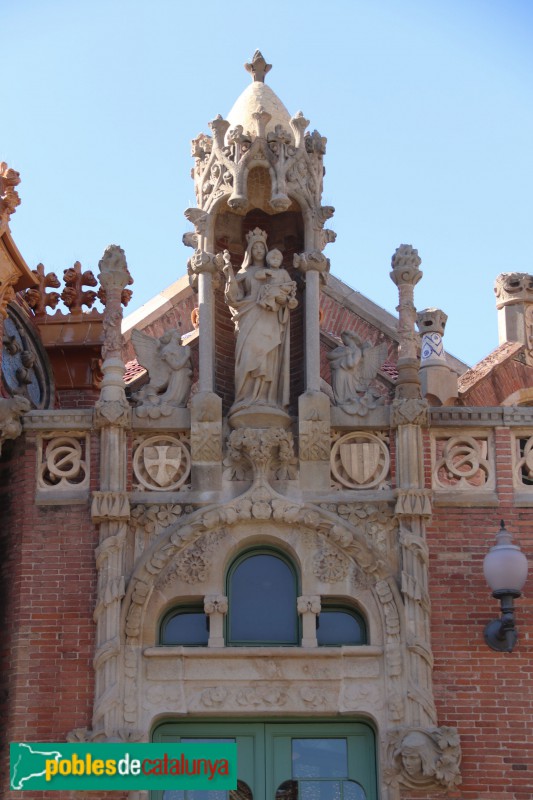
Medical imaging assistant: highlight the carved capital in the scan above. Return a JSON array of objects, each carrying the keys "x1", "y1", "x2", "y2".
[
  {"x1": 94, "y1": 399, "x2": 132, "y2": 429},
  {"x1": 391, "y1": 398, "x2": 429, "y2": 427},
  {"x1": 386, "y1": 726, "x2": 461, "y2": 791},
  {"x1": 0, "y1": 395, "x2": 31, "y2": 454},
  {"x1": 416, "y1": 307, "x2": 448, "y2": 336},
  {"x1": 297, "y1": 595, "x2": 321, "y2": 615},
  {"x1": 293, "y1": 250, "x2": 330, "y2": 275},
  {"x1": 190, "y1": 249, "x2": 220, "y2": 275},
  {"x1": 494, "y1": 271, "x2": 533, "y2": 308},
  {"x1": 390, "y1": 244, "x2": 422, "y2": 287},
  {"x1": 204, "y1": 594, "x2": 228, "y2": 615},
  {"x1": 91, "y1": 491, "x2": 131, "y2": 523},
  {"x1": 226, "y1": 427, "x2": 296, "y2": 481},
  {"x1": 395, "y1": 489, "x2": 432, "y2": 517}
]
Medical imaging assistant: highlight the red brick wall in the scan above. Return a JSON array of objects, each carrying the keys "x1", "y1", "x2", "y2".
[
  {"x1": 0, "y1": 430, "x2": 127, "y2": 800},
  {"x1": 422, "y1": 425, "x2": 533, "y2": 800}
]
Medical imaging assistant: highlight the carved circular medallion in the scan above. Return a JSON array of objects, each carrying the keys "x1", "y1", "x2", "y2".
[
  {"x1": 133, "y1": 435, "x2": 191, "y2": 491},
  {"x1": 331, "y1": 431, "x2": 389, "y2": 489}
]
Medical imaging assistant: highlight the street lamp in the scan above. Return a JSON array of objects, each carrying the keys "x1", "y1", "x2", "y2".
[{"x1": 483, "y1": 521, "x2": 529, "y2": 652}]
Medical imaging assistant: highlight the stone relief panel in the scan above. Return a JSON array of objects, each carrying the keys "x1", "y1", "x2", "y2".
[
  {"x1": 513, "y1": 434, "x2": 533, "y2": 491},
  {"x1": 132, "y1": 433, "x2": 191, "y2": 491},
  {"x1": 432, "y1": 433, "x2": 495, "y2": 491},
  {"x1": 156, "y1": 530, "x2": 227, "y2": 589},
  {"x1": 129, "y1": 503, "x2": 187, "y2": 562},
  {"x1": 330, "y1": 430, "x2": 390, "y2": 490},
  {"x1": 385, "y1": 727, "x2": 462, "y2": 793},
  {"x1": 36, "y1": 432, "x2": 90, "y2": 502},
  {"x1": 223, "y1": 427, "x2": 298, "y2": 482},
  {"x1": 319, "y1": 502, "x2": 398, "y2": 563}
]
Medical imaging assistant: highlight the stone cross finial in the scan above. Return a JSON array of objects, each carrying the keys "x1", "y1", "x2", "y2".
[{"x1": 245, "y1": 50, "x2": 272, "y2": 83}]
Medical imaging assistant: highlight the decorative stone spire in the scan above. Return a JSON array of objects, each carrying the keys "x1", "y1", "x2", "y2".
[
  {"x1": 245, "y1": 50, "x2": 272, "y2": 83},
  {"x1": 416, "y1": 308, "x2": 458, "y2": 404},
  {"x1": 390, "y1": 244, "x2": 423, "y2": 399}
]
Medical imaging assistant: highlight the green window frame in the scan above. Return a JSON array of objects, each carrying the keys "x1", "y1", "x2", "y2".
[
  {"x1": 152, "y1": 720, "x2": 377, "y2": 800},
  {"x1": 159, "y1": 605, "x2": 209, "y2": 647},
  {"x1": 317, "y1": 603, "x2": 367, "y2": 647},
  {"x1": 226, "y1": 548, "x2": 300, "y2": 647}
]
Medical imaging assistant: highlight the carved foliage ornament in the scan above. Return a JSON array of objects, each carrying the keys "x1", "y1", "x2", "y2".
[
  {"x1": 133, "y1": 434, "x2": 191, "y2": 491},
  {"x1": 0, "y1": 395, "x2": 30, "y2": 455},
  {"x1": 385, "y1": 727, "x2": 461, "y2": 791},
  {"x1": 0, "y1": 161, "x2": 21, "y2": 233},
  {"x1": 330, "y1": 431, "x2": 390, "y2": 490},
  {"x1": 224, "y1": 427, "x2": 297, "y2": 481}
]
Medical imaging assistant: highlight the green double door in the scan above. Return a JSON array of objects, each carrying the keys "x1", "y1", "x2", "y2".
[{"x1": 154, "y1": 721, "x2": 377, "y2": 800}]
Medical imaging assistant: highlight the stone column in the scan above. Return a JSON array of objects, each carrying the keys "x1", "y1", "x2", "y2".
[
  {"x1": 298, "y1": 595, "x2": 321, "y2": 647},
  {"x1": 416, "y1": 307, "x2": 458, "y2": 404},
  {"x1": 204, "y1": 594, "x2": 228, "y2": 648},
  {"x1": 294, "y1": 251, "x2": 331, "y2": 490},
  {"x1": 189, "y1": 249, "x2": 223, "y2": 490},
  {"x1": 390, "y1": 245, "x2": 436, "y2": 728},
  {"x1": 91, "y1": 245, "x2": 132, "y2": 740}
]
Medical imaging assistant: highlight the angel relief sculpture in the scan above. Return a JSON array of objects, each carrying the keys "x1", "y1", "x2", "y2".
[
  {"x1": 131, "y1": 328, "x2": 192, "y2": 418},
  {"x1": 327, "y1": 330, "x2": 387, "y2": 416},
  {"x1": 221, "y1": 228, "x2": 298, "y2": 427}
]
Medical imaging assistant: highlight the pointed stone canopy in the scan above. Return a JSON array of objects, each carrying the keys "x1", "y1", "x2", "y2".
[{"x1": 226, "y1": 51, "x2": 292, "y2": 139}]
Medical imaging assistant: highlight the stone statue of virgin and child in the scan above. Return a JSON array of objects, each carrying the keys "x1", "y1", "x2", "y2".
[{"x1": 220, "y1": 228, "x2": 298, "y2": 427}]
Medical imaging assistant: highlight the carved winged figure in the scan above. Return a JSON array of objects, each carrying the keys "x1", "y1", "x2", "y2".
[
  {"x1": 327, "y1": 330, "x2": 387, "y2": 416},
  {"x1": 131, "y1": 328, "x2": 192, "y2": 417}
]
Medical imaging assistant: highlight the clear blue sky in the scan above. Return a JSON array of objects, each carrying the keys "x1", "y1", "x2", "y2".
[{"x1": 4, "y1": 0, "x2": 533, "y2": 367}]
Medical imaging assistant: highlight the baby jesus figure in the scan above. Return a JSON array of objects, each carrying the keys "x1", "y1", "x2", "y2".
[{"x1": 256, "y1": 248, "x2": 298, "y2": 313}]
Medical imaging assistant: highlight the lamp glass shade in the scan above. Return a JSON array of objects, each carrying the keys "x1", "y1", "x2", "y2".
[{"x1": 483, "y1": 527, "x2": 529, "y2": 594}]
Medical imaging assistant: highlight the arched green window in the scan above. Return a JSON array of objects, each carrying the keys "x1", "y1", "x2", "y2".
[
  {"x1": 226, "y1": 549, "x2": 299, "y2": 646},
  {"x1": 317, "y1": 604, "x2": 367, "y2": 646},
  {"x1": 159, "y1": 605, "x2": 209, "y2": 646}
]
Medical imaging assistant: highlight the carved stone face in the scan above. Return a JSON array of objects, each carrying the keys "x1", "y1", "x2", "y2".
[
  {"x1": 267, "y1": 249, "x2": 283, "y2": 269},
  {"x1": 251, "y1": 241, "x2": 267, "y2": 264},
  {"x1": 402, "y1": 750, "x2": 423, "y2": 778}
]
